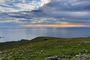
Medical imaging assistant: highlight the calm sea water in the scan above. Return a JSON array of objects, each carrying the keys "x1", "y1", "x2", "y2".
[{"x1": 0, "y1": 27, "x2": 90, "y2": 42}]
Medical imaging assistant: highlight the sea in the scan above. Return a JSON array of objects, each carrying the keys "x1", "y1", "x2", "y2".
[{"x1": 0, "y1": 27, "x2": 90, "y2": 42}]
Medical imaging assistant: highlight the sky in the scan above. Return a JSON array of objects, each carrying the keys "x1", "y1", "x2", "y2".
[{"x1": 0, "y1": 0, "x2": 90, "y2": 28}]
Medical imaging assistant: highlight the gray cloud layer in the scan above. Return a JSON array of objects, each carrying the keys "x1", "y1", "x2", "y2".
[{"x1": 0, "y1": 0, "x2": 90, "y2": 28}]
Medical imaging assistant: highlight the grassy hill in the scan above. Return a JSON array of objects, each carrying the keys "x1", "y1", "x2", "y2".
[{"x1": 0, "y1": 37, "x2": 90, "y2": 60}]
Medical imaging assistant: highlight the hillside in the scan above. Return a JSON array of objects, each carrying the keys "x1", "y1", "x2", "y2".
[{"x1": 0, "y1": 37, "x2": 90, "y2": 60}]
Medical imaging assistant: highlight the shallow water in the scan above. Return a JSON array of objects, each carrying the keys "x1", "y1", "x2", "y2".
[{"x1": 0, "y1": 27, "x2": 90, "y2": 42}]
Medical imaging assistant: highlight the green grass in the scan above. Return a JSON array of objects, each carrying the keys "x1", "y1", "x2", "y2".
[{"x1": 0, "y1": 37, "x2": 90, "y2": 60}]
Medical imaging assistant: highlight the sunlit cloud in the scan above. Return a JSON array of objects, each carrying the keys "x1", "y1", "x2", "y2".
[
  {"x1": 20, "y1": 23, "x2": 90, "y2": 28},
  {"x1": 0, "y1": 0, "x2": 51, "y2": 12},
  {"x1": 0, "y1": 0, "x2": 90, "y2": 28}
]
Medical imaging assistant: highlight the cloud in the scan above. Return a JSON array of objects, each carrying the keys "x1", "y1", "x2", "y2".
[
  {"x1": 29, "y1": 17, "x2": 71, "y2": 24},
  {"x1": 50, "y1": 0, "x2": 90, "y2": 11},
  {"x1": 0, "y1": 17, "x2": 73, "y2": 26},
  {"x1": 0, "y1": 18, "x2": 25, "y2": 24},
  {"x1": 0, "y1": 0, "x2": 50, "y2": 12},
  {"x1": 0, "y1": 0, "x2": 90, "y2": 28},
  {"x1": 69, "y1": 12, "x2": 89, "y2": 17},
  {"x1": 40, "y1": 0, "x2": 90, "y2": 19},
  {"x1": 20, "y1": 24, "x2": 90, "y2": 28}
]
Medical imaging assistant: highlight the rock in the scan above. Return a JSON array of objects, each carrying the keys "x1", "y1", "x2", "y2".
[{"x1": 44, "y1": 56, "x2": 66, "y2": 60}]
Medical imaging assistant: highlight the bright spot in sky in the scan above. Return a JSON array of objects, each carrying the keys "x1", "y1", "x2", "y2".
[{"x1": 0, "y1": 0, "x2": 51, "y2": 12}]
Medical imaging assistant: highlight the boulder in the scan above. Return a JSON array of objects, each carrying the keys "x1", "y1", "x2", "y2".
[{"x1": 44, "y1": 56, "x2": 66, "y2": 60}]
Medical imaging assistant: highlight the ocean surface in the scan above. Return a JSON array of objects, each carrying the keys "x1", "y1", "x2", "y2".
[{"x1": 0, "y1": 27, "x2": 90, "y2": 42}]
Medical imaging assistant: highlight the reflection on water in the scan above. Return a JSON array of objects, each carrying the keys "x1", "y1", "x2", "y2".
[{"x1": 0, "y1": 27, "x2": 90, "y2": 42}]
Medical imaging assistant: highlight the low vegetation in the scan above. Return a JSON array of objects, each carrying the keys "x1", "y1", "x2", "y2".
[{"x1": 0, "y1": 37, "x2": 90, "y2": 60}]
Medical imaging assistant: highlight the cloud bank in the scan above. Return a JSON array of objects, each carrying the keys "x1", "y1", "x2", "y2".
[{"x1": 0, "y1": 0, "x2": 90, "y2": 28}]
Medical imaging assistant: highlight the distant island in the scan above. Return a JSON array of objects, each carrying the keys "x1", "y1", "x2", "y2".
[{"x1": 0, "y1": 37, "x2": 90, "y2": 60}]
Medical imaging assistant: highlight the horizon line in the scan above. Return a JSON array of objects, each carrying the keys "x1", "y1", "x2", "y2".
[{"x1": 21, "y1": 23, "x2": 90, "y2": 28}]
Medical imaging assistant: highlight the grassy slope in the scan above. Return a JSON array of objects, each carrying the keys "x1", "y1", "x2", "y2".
[{"x1": 0, "y1": 37, "x2": 90, "y2": 60}]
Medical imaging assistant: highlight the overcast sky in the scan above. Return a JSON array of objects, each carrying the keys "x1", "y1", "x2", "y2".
[{"x1": 0, "y1": 0, "x2": 90, "y2": 28}]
